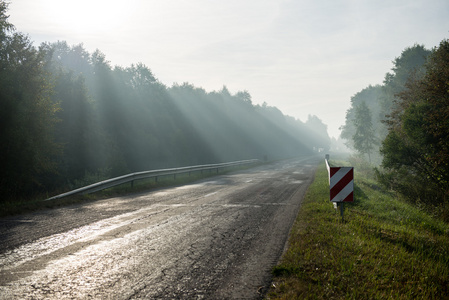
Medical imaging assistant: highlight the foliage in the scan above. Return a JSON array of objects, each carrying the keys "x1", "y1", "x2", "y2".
[
  {"x1": 340, "y1": 85, "x2": 383, "y2": 151},
  {"x1": 352, "y1": 101, "x2": 377, "y2": 162},
  {"x1": 304, "y1": 115, "x2": 331, "y2": 151},
  {"x1": 383, "y1": 44, "x2": 430, "y2": 98},
  {"x1": 0, "y1": 2, "x2": 331, "y2": 202},
  {"x1": 340, "y1": 41, "x2": 449, "y2": 207},
  {"x1": 379, "y1": 39, "x2": 449, "y2": 204},
  {"x1": 341, "y1": 45, "x2": 431, "y2": 165},
  {"x1": 0, "y1": 2, "x2": 60, "y2": 198}
]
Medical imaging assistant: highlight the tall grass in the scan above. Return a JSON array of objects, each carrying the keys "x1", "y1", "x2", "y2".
[{"x1": 267, "y1": 162, "x2": 449, "y2": 299}]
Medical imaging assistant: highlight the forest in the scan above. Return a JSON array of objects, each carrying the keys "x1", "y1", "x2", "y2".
[
  {"x1": 0, "y1": 2, "x2": 330, "y2": 202},
  {"x1": 341, "y1": 40, "x2": 449, "y2": 217}
]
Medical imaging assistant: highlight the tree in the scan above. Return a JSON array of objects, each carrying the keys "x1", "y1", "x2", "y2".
[
  {"x1": 383, "y1": 44, "x2": 429, "y2": 93},
  {"x1": 235, "y1": 90, "x2": 253, "y2": 106},
  {"x1": 340, "y1": 85, "x2": 383, "y2": 154},
  {"x1": 341, "y1": 45, "x2": 431, "y2": 165},
  {"x1": 0, "y1": 2, "x2": 60, "y2": 198},
  {"x1": 0, "y1": 1, "x2": 13, "y2": 42},
  {"x1": 380, "y1": 39, "x2": 449, "y2": 203},
  {"x1": 51, "y1": 71, "x2": 94, "y2": 181},
  {"x1": 0, "y1": 0, "x2": 326, "y2": 199},
  {"x1": 352, "y1": 101, "x2": 377, "y2": 163},
  {"x1": 305, "y1": 115, "x2": 331, "y2": 151},
  {"x1": 380, "y1": 44, "x2": 430, "y2": 134},
  {"x1": 126, "y1": 62, "x2": 156, "y2": 89}
]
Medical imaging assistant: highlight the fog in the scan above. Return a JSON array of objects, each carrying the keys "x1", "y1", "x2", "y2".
[
  {"x1": 9, "y1": 0, "x2": 448, "y2": 139},
  {"x1": 44, "y1": 41, "x2": 331, "y2": 176}
]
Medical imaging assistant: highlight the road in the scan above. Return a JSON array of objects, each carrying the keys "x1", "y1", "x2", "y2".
[{"x1": 0, "y1": 156, "x2": 319, "y2": 299}]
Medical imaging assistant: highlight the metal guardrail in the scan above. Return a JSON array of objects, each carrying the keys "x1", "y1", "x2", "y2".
[{"x1": 46, "y1": 159, "x2": 259, "y2": 201}]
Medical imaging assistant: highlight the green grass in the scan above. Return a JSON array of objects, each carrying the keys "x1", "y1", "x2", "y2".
[
  {"x1": 0, "y1": 165, "x2": 252, "y2": 217},
  {"x1": 267, "y1": 162, "x2": 449, "y2": 299}
]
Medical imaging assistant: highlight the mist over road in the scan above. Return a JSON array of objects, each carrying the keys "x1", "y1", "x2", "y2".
[{"x1": 0, "y1": 156, "x2": 319, "y2": 299}]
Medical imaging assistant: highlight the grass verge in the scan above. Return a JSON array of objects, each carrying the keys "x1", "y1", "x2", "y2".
[{"x1": 267, "y1": 161, "x2": 449, "y2": 299}]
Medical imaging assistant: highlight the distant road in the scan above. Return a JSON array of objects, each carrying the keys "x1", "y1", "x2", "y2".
[{"x1": 0, "y1": 156, "x2": 320, "y2": 299}]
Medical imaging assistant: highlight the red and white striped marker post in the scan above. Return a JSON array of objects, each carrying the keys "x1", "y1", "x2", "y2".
[
  {"x1": 329, "y1": 167, "x2": 354, "y2": 203},
  {"x1": 325, "y1": 155, "x2": 353, "y2": 220}
]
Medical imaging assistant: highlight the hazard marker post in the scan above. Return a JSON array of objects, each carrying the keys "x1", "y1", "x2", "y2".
[{"x1": 325, "y1": 154, "x2": 354, "y2": 221}]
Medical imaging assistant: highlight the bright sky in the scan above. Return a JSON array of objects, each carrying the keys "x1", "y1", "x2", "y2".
[{"x1": 8, "y1": 0, "x2": 449, "y2": 138}]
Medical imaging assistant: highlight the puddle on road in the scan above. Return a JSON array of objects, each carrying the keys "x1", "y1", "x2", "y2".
[
  {"x1": 204, "y1": 192, "x2": 218, "y2": 198},
  {"x1": 222, "y1": 204, "x2": 261, "y2": 208},
  {"x1": 0, "y1": 208, "x2": 156, "y2": 272},
  {"x1": 290, "y1": 180, "x2": 304, "y2": 184},
  {"x1": 153, "y1": 191, "x2": 171, "y2": 197},
  {"x1": 0, "y1": 224, "x2": 162, "y2": 298},
  {"x1": 175, "y1": 183, "x2": 206, "y2": 190},
  {"x1": 0, "y1": 204, "x2": 207, "y2": 298},
  {"x1": 89, "y1": 198, "x2": 134, "y2": 210}
]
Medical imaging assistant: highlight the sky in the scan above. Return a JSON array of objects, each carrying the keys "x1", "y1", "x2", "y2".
[{"x1": 8, "y1": 0, "x2": 449, "y2": 138}]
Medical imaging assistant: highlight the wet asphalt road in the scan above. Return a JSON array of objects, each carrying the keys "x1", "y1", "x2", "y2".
[{"x1": 0, "y1": 156, "x2": 319, "y2": 299}]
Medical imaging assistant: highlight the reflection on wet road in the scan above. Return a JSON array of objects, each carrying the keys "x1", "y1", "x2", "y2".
[{"x1": 0, "y1": 156, "x2": 319, "y2": 299}]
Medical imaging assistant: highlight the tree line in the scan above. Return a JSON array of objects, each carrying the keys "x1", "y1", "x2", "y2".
[
  {"x1": 341, "y1": 40, "x2": 449, "y2": 213},
  {"x1": 0, "y1": 2, "x2": 330, "y2": 201}
]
